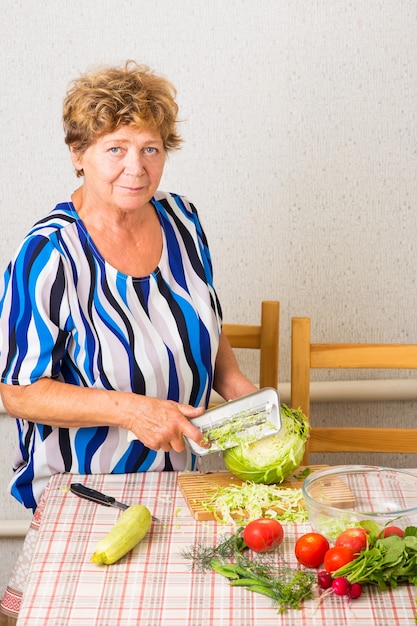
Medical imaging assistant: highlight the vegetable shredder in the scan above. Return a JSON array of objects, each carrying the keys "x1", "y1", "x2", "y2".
[{"x1": 185, "y1": 387, "x2": 281, "y2": 456}]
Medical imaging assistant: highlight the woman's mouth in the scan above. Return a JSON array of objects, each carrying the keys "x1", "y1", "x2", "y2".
[{"x1": 121, "y1": 185, "x2": 145, "y2": 193}]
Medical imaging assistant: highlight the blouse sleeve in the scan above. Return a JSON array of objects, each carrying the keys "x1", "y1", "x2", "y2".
[{"x1": 0, "y1": 234, "x2": 71, "y2": 385}]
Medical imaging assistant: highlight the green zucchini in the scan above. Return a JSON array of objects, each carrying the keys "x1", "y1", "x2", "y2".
[{"x1": 91, "y1": 504, "x2": 152, "y2": 565}]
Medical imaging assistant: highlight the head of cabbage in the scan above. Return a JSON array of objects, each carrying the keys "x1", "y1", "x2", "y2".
[{"x1": 223, "y1": 404, "x2": 309, "y2": 484}]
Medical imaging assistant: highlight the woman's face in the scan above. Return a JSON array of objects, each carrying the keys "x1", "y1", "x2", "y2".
[{"x1": 71, "y1": 126, "x2": 166, "y2": 213}]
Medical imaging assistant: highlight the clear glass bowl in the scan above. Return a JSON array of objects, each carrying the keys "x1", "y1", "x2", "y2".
[{"x1": 302, "y1": 465, "x2": 417, "y2": 540}]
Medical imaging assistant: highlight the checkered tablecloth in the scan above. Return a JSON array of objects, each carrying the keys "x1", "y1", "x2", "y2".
[{"x1": 8, "y1": 471, "x2": 417, "y2": 625}]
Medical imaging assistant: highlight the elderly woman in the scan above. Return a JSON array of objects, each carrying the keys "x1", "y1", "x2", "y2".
[{"x1": 0, "y1": 61, "x2": 256, "y2": 510}]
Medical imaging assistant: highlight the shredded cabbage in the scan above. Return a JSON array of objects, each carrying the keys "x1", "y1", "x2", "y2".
[
  {"x1": 201, "y1": 481, "x2": 308, "y2": 525},
  {"x1": 201, "y1": 413, "x2": 274, "y2": 450},
  {"x1": 313, "y1": 516, "x2": 361, "y2": 540},
  {"x1": 223, "y1": 404, "x2": 309, "y2": 484}
]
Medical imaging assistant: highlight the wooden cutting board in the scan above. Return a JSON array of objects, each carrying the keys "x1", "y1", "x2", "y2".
[{"x1": 178, "y1": 465, "x2": 356, "y2": 521}]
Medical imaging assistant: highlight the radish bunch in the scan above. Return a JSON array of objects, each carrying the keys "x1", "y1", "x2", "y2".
[{"x1": 317, "y1": 570, "x2": 363, "y2": 601}]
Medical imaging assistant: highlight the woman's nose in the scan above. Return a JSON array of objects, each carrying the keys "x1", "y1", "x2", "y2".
[{"x1": 125, "y1": 151, "x2": 145, "y2": 175}]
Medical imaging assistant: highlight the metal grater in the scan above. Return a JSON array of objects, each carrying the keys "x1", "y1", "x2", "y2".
[{"x1": 184, "y1": 388, "x2": 281, "y2": 456}]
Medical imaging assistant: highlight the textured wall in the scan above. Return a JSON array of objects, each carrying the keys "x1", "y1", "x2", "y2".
[{"x1": 1, "y1": 0, "x2": 417, "y2": 595}]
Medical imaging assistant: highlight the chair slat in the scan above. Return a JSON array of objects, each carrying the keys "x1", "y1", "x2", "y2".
[
  {"x1": 223, "y1": 301, "x2": 279, "y2": 390},
  {"x1": 291, "y1": 317, "x2": 417, "y2": 463},
  {"x1": 309, "y1": 428, "x2": 417, "y2": 454},
  {"x1": 311, "y1": 343, "x2": 417, "y2": 369}
]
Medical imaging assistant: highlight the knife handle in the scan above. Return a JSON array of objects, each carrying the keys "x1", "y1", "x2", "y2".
[{"x1": 70, "y1": 483, "x2": 117, "y2": 507}]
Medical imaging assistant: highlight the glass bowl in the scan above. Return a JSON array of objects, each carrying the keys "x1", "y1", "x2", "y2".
[{"x1": 302, "y1": 465, "x2": 417, "y2": 541}]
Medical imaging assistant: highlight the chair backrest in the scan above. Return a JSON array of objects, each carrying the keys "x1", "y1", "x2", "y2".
[
  {"x1": 223, "y1": 301, "x2": 280, "y2": 389},
  {"x1": 290, "y1": 316, "x2": 417, "y2": 463}
]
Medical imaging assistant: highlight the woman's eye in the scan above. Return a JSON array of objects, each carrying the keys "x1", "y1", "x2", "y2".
[
  {"x1": 144, "y1": 147, "x2": 158, "y2": 155},
  {"x1": 109, "y1": 147, "x2": 121, "y2": 154}
]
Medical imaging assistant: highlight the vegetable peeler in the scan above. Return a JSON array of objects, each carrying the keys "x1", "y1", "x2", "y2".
[{"x1": 185, "y1": 387, "x2": 281, "y2": 456}]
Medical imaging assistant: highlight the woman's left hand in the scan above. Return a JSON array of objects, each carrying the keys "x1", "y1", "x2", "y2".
[{"x1": 123, "y1": 395, "x2": 207, "y2": 452}]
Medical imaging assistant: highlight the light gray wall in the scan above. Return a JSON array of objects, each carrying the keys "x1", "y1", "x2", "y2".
[{"x1": 1, "y1": 0, "x2": 417, "y2": 595}]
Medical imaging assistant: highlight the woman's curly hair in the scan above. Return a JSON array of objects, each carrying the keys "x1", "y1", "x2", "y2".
[{"x1": 63, "y1": 61, "x2": 182, "y2": 175}]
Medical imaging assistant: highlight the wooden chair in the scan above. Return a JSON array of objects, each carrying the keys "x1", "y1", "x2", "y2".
[
  {"x1": 223, "y1": 300, "x2": 280, "y2": 390},
  {"x1": 290, "y1": 316, "x2": 417, "y2": 464}
]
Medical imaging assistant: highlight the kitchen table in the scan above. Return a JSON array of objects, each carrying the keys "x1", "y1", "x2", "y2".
[{"x1": 6, "y1": 471, "x2": 417, "y2": 625}]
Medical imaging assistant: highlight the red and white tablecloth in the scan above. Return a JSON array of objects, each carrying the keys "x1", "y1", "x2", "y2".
[{"x1": 1, "y1": 471, "x2": 417, "y2": 625}]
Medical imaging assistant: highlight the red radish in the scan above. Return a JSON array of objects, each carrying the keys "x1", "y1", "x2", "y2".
[
  {"x1": 331, "y1": 577, "x2": 351, "y2": 596},
  {"x1": 348, "y1": 582, "x2": 363, "y2": 599},
  {"x1": 317, "y1": 570, "x2": 333, "y2": 589}
]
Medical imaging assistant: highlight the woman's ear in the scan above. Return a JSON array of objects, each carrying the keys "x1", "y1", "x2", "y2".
[{"x1": 70, "y1": 147, "x2": 83, "y2": 172}]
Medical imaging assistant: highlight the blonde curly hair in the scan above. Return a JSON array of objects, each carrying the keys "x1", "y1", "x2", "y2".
[{"x1": 63, "y1": 61, "x2": 182, "y2": 176}]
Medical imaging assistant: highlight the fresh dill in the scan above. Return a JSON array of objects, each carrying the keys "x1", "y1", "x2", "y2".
[
  {"x1": 181, "y1": 528, "x2": 315, "y2": 613},
  {"x1": 180, "y1": 528, "x2": 246, "y2": 571}
]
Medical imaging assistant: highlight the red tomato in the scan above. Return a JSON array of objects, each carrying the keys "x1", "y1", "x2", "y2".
[
  {"x1": 323, "y1": 546, "x2": 356, "y2": 573},
  {"x1": 294, "y1": 532, "x2": 330, "y2": 568},
  {"x1": 335, "y1": 528, "x2": 368, "y2": 554},
  {"x1": 378, "y1": 525, "x2": 405, "y2": 539},
  {"x1": 243, "y1": 519, "x2": 284, "y2": 553}
]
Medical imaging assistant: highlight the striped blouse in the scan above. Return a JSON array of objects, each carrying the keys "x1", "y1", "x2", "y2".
[{"x1": 0, "y1": 191, "x2": 222, "y2": 509}]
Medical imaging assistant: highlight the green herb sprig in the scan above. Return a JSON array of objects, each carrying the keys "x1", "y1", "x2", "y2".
[
  {"x1": 181, "y1": 528, "x2": 246, "y2": 571},
  {"x1": 210, "y1": 553, "x2": 315, "y2": 613},
  {"x1": 181, "y1": 528, "x2": 315, "y2": 614}
]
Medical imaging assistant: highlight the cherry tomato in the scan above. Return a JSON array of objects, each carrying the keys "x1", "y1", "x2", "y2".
[
  {"x1": 323, "y1": 545, "x2": 356, "y2": 573},
  {"x1": 294, "y1": 532, "x2": 330, "y2": 568},
  {"x1": 378, "y1": 525, "x2": 405, "y2": 539},
  {"x1": 335, "y1": 527, "x2": 368, "y2": 554},
  {"x1": 243, "y1": 519, "x2": 284, "y2": 552}
]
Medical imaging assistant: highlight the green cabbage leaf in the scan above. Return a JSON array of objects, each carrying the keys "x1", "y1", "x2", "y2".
[{"x1": 223, "y1": 404, "x2": 309, "y2": 484}]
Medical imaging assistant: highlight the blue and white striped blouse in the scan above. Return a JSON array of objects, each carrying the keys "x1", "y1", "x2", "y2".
[{"x1": 0, "y1": 191, "x2": 222, "y2": 509}]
